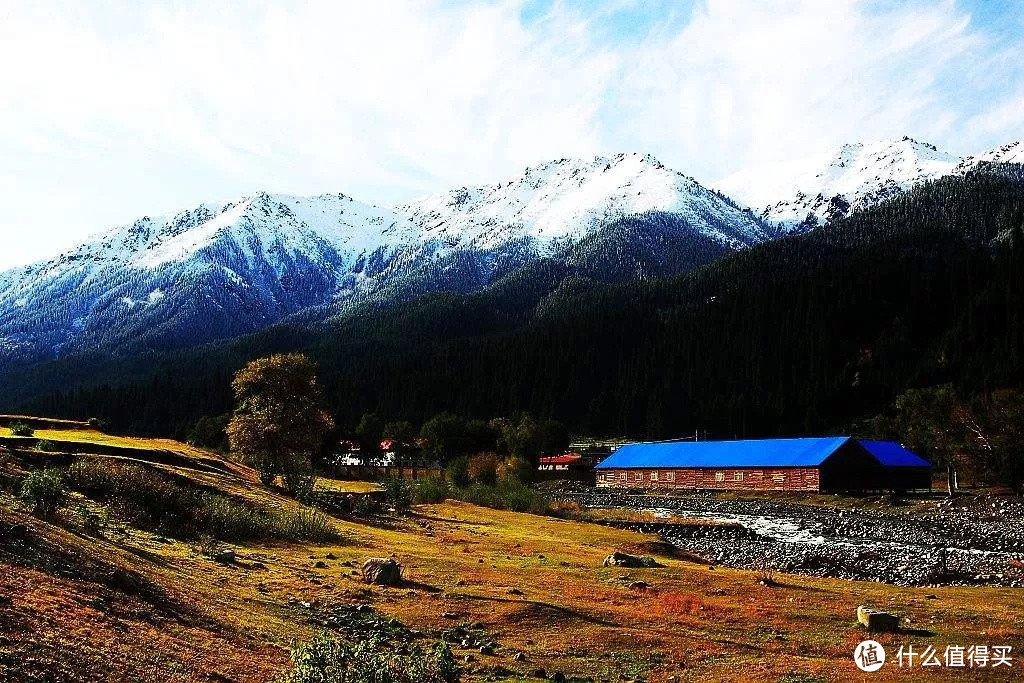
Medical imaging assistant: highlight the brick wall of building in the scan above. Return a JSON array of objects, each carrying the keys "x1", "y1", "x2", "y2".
[{"x1": 595, "y1": 467, "x2": 821, "y2": 491}]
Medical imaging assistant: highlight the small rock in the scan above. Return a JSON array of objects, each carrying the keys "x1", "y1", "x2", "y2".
[
  {"x1": 479, "y1": 644, "x2": 495, "y2": 655},
  {"x1": 326, "y1": 552, "x2": 337, "y2": 560},
  {"x1": 508, "y1": 588, "x2": 524, "y2": 596},
  {"x1": 532, "y1": 668, "x2": 547, "y2": 679},
  {"x1": 549, "y1": 673, "x2": 566, "y2": 682},
  {"x1": 314, "y1": 561, "x2": 328, "y2": 569},
  {"x1": 213, "y1": 548, "x2": 235, "y2": 564},
  {"x1": 628, "y1": 581, "x2": 649, "y2": 590},
  {"x1": 362, "y1": 557, "x2": 402, "y2": 586},
  {"x1": 513, "y1": 651, "x2": 527, "y2": 661},
  {"x1": 602, "y1": 551, "x2": 662, "y2": 568},
  {"x1": 442, "y1": 611, "x2": 458, "y2": 619},
  {"x1": 857, "y1": 605, "x2": 900, "y2": 633}
]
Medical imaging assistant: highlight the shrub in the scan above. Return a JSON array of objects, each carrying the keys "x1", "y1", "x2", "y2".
[
  {"x1": 285, "y1": 470, "x2": 317, "y2": 503},
  {"x1": 35, "y1": 439, "x2": 60, "y2": 453},
  {"x1": 494, "y1": 476, "x2": 549, "y2": 513},
  {"x1": 383, "y1": 476, "x2": 413, "y2": 513},
  {"x1": 87, "y1": 417, "x2": 109, "y2": 432},
  {"x1": 275, "y1": 508, "x2": 338, "y2": 543},
  {"x1": 467, "y1": 453, "x2": 499, "y2": 486},
  {"x1": 76, "y1": 502, "x2": 109, "y2": 535},
  {"x1": 65, "y1": 460, "x2": 339, "y2": 542},
  {"x1": 352, "y1": 495, "x2": 381, "y2": 517},
  {"x1": 10, "y1": 422, "x2": 34, "y2": 437},
  {"x1": 446, "y1": 456, "x2": 470, "y2": 488},
  {"x1": 414, "y1": 475, "x2": 450, "y2": 504},
  {"x1": 286, "y1": 633, "x2": 459, "y2": 683},
  {"x1": 448, "y1": 475, "x2": 550, "y2": 515},
  {"x1": 19, "y1": 467, "x2": 66, "y2": 516},
  {"x1": 497, "y1": 456, "x2": 531, "y2": 481}
]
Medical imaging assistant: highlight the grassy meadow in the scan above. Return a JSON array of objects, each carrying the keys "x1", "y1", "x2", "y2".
[{"x1": 0, "y1": 423, "x2": 1021, "y2": 682}]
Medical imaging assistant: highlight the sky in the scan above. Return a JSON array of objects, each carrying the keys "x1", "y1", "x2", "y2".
[{"x1": 1, "y1": 0, "x2": 1022, "y2": 270}]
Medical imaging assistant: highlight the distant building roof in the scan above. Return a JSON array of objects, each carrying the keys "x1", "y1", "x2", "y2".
[
  {"x1": 596, "y1": 437, "x2": 852, "y2": 469},
  {"x1": 858, "y1": 440, "x2": 932, "y2": 468},
  {"x1": 540, "y1": 453, "x2": 582, "y2": 465}
]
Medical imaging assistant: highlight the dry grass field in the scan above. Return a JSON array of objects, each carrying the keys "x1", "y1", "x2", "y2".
[{"x1": 1, "y1": 426, "x2": 1022, "y2": 682}]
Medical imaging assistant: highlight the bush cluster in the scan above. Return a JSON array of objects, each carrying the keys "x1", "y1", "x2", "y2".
[
  {"x1": 286, "y1": 633, "x2": 458, "y2": 683},
  {"x1": 19, "y1": 467, "x2": 66, "y2": 516},
  {"x1": 413, "y1": 475, "x2": 450, "y2": 504},
  {"x1": 9, "y1": 421, "x2": 34, "y2": 437},
  {"x1": 413, "y1": 470, "x2": 549, "y2": 514},
  {"x1": 66, "y1": 460, "x2": 338, "y2": 542}
]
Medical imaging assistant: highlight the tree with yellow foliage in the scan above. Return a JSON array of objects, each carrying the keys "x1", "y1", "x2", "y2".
[{"x1": 227, "y1": 353, "x2": 334, "y2": 496}]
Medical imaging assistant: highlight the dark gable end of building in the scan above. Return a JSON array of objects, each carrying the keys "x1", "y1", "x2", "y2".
[{"x1": 595, "y1": 437, "x2": 931, "y2": 492}]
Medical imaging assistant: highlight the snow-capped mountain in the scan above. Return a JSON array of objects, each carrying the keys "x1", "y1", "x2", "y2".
[
  {"x1": 401, "y1": 152, "x2": 768, "y2": 251},
  {"x1": 955, "y1": 140, "x2": 1024, "y2": 173},
  {"x1": 758, "y1": 137, "x2": 960, "y2": 230},
  {"x1": 0, "y1": 153, "x2": 767, "y2": 362}
]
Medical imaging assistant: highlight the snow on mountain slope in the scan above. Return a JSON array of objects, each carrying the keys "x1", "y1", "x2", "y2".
[
  {"x1": 955, "y1": 140, "x2": 1024, "y2": 173},
  {"x1": 0, "y1": 154, "x2": 768, "y2": 361},
  {"x1": 0, "y1": 192, "x2": 420, "y2": 360},
  {"x1": 401, "y1": 152, "x2": 771, "y2": 251},
  {"x1": 759, "y1": 137, "x2": 959, "y2": 230}
]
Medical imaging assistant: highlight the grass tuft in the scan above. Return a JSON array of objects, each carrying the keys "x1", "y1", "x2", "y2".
[{"x1": 66, "y1": 459, "x2": 338, "y2": 542}]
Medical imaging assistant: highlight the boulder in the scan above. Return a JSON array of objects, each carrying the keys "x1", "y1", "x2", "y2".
[
  {"x1": 362, "y1": 557, "x2": 402, "y2": 586},
  {"x1": 602, "y1": 551, "x2": 663, "y2": 568},
  {"x1": 857, "y1": 605, "x2": 900, "y2": 632},
  {"x1": 213, "y1": 548, "x2": 235, "y2": 564}
]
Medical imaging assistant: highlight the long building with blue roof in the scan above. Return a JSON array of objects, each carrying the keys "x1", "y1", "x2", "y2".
[{"x1": 595, "y1": 437, "x2": 931, "y2": 492}]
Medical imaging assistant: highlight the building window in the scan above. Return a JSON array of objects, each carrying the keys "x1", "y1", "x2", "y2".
[
  {"x1": 650, "y1": 471, "x2": 658, "y2": 482},
  {"x1": 734, "y1": 471, "x2": 744, "y2": 482},
  {"x1": 634, "y1": 471, "x2": 643, "y2": 481},
  {"x1": 666, "y1": 471, "x2": 675, "y2": 482},
  {"x1": 619, "y1": 472, "x2": 627, "y2": 481},
  {"x1": 772, "y1": 473, "x2": 785, "y2": 483},
  {"x1": 715, "y1": 472, "x2": 725, "y2": 482}
]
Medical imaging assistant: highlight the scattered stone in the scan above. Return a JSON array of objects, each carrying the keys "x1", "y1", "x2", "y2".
[
  {"x1": 628, "y1": 581, "x2": 649, "y2": 590},
  {"x1": 508, "y1": 588, "x2": 524, "y2": 596},
  {"x1": 442, "y1": 611, "x2": 458, "y2": 619},
  {"x1": 513, "y1": 651, "x2": 527, "y2": 662},
  {"x1": 362, "y1": 557, "x2": 402, "y2": 586},
  {"x1": 532, "y1": 668, "x2": 547, "y2": 679},
  {"x1": 602, "y1": 552, "x2": 663, "y2": 568},
  {"x1": 549, "y1": 672, "x2": 566, "y2": 682},
  {"x1": 213, "y1": 548, "x2": 235, "y2": 564},
  {"x1": 925, "y1": 594, "x2": 938, "y2": 599},
  {"x1": 857, "y1": 605, "x2": 900, "y2": 633},
  {"x1": 325, "y1": 552, "x2": 337, "y2": 560},
  {"x1": 314, "y1": 561, "x2": 328, "y2": 569},
  {"x1": 479, "y1": 644, "x2": 495, "y2": 655}
]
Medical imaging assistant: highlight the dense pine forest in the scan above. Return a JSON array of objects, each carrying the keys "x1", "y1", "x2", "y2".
[{"x1": 8, "y1": 166, "x2": 1024, "y2": 474}]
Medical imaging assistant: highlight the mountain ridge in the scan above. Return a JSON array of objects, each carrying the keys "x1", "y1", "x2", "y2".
[{"x1": 0, "y1": 153, "x2": 767, "y2": 362}]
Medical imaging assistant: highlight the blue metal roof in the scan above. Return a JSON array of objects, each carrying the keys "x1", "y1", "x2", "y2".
[
  {"x1": 858, "y1": 440, "x2": 932, "y2": 468},
  {"x1": 595, "y1": 437, "x2": 852, "y2": 469}
]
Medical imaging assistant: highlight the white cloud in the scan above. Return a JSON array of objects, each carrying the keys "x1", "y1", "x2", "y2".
[{"x1": 0, "y1": 0, "x2": 1020, "y2": 268}]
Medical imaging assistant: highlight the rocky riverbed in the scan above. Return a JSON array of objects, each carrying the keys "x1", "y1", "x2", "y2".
[{"x1": 550, "y1": 487, "x2": 1024, "y2": 587}]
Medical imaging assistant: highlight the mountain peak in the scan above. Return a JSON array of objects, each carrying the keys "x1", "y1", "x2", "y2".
[{"x1": 764, "y1": 136, "x2": 959, "y2": 228}]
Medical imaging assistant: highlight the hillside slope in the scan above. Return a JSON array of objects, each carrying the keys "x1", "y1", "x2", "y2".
[{"x1": 3, "y1": 426, "x2": 1023, "y2": 682}]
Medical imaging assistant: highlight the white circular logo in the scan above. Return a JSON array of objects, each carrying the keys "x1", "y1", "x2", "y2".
[{"x1": 855, "y1": 640, "x2": 886, "y2": 672}]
